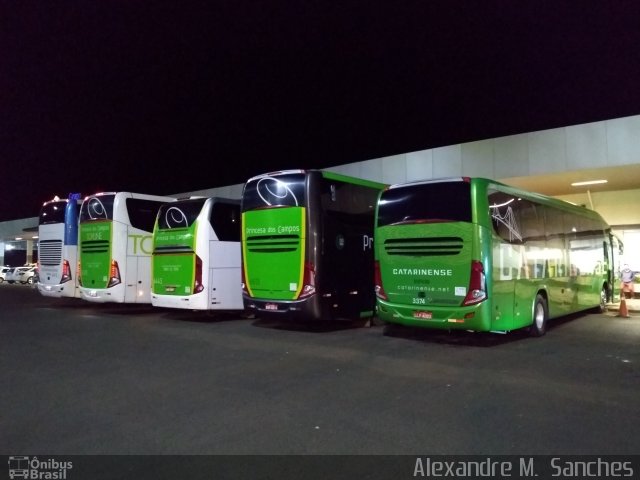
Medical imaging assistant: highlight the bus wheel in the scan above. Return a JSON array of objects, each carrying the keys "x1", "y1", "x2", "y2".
[
  {"x1": 529, "y1": 294, "x2": 548, "y2": 337},
  {"x1": 597, "y1": 286, "x2": 608, "y2": 313}
]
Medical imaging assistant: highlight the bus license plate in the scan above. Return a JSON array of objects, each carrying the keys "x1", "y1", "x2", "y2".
[
  {"x1": 265, "y1": 303, "x2": 278, "y2": 311},
  {"x1": 89, "y1": 290, "x2": 98, "y2": 298},
  {"x1": 165, "y1": 286, "x2": 176, "y2": 292},
  {"x1": 413, "y1": 311, "x2": 432, "y2": 319}
]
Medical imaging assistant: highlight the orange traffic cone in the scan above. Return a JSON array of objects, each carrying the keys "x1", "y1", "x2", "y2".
[{"x1": 618, "y1": 292, "x2": 630, "y2": 318}]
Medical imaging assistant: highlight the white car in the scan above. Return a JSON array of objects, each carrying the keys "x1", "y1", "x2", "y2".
[
  {"x1": 0, "y1": 266, "x2": 11, "y2": 283},
  {"x1": 9, "y1": 266, "x2": 37, "y2": 285}
]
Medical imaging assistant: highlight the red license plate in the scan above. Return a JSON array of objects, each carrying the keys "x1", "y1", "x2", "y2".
[
  {"x1": 265, "y1": 303, "x2": 278, "y2": 311},
  {"x1": 413, "y1": 311, "x2": 432, "y2": 319}
]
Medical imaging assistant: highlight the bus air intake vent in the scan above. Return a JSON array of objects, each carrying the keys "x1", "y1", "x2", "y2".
[
  {"x1": 384, "y1": 237, "x2": 463, "y2": 256},
  {"x1": 246, "y1": 234, "x2": 300, "y2": 253},
  {"x1": 154, "y1": 245, "x2": 193, "y2": 254},
  {"x1": 81, "y1": 240, "x2": 110, "y2": 254},
  {"x1": 39, "y1": 240, "x2": 63, "y2": 266}
]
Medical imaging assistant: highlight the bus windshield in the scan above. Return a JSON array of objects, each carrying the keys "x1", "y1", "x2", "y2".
[
  {"x1": 39, "y1": 201, "x2": 67, "y2": 224},
  {"x1": 377, "y1": 181, "x2": 471, "y2": 227},
  {"x1": 242, "y1": 173, "x2": 306, "y2": 211},
  {"x1": 157, "y1": 198, "x2": 207, "y2": 229},
  {"x1": 80, "y1": 195, "x2": 115, "y2": 222}
]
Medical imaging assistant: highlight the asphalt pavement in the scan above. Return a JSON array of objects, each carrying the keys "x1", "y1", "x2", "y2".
[{"x1": 1, "y1": 283, "x2": 639, "y2": 456}]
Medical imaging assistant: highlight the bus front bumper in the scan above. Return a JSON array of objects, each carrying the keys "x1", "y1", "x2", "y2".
[
  {"x1": 377, "y1": 299, "x2": 491, "y2": 331},
  {"x1": 151, "y1": 293, "x2": 208, "y2": 310},
  {"x1": 79, "y1": 286, "x2": 122, "y2": 303},
  {"x1": 37, "y1": 282, "x2": 66, "y2": 298},
  {"x1": 243, "y1": 294, "x2": 324, "y2": 321}
]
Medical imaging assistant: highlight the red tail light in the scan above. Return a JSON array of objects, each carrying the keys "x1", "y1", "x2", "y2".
[
  {"x1": 374, "y1": 261, "x2": 387, "y2": 300},
  {"x1": 60, "y1": 259, "x2": 72, "y2": 284},
  {"x1": 297, "y1": 262, "x2": 316, "y2": 299},
  {"x1": 107, "y1": 260, "x2": 121, "y2": 288},
  {"x1": 193, "y1": 255, "x2": 204, "y2": 293},
  {"x1": 462, "y1": 260, "x2": 487, "y2": 306}
]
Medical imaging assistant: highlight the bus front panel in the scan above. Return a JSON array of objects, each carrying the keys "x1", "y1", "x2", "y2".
[
  {"x1": 376, "y1": 222, "x2": 491, "y2": 330},
  {"x1": 152, "y1": 227, "x2": 197, "y2": 298},
  {"x1": 242, "y1": 207, "x2": 306, "y2": 301},
  {"x1": 79, "y1": 220, "x2": 113, "y2": 291}
]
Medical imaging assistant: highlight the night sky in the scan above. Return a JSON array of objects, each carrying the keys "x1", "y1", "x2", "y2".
[{"x1": 3, "y1": 2, "x2": 640, "y2": 221}]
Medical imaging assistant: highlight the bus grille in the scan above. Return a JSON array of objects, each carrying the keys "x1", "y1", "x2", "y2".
[
  {"x1": 384, "y1": 237, "x2": 463, "y2": 256},
  {"x1": 81, "y1": 240, "x2": 110, "y2": 254},
  {"x1": 246, "y1": 234, "x2": 300, "y2": 253},
  {"x1": 39, "y1": 240, "x2": 63, "y2": 266}
]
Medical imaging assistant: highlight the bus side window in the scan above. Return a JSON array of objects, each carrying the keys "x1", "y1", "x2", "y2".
[
  {"x1": 127, "y1": 199, "x2": 166, "y2": 233},
  {"x1": 210, "y1": 202, "x2": 241, "y2": 242},
  {"x1": 543, "y1": 205, "x2": 566, "y2": 277},
  {"x1": 488, "y1": 189, "x2": 522, "y2": 244}
]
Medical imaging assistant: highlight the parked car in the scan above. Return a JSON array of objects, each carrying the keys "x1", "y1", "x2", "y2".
[
  {"x1": 10, "y1": 266, "x2": 37, "y2": 285},
  {"x1": 4, "y1": 267, "x2": 17, "y2": 283},
  {"x1": 0, "y1": 266, "x2": 11, "y2": 283}
]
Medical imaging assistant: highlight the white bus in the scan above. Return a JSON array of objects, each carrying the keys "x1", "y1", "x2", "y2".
[
  {"x1": 37, "y1": 193, "x2": 82, "y2": 298},
  {"x1": 78, "y1": 191, "x2": 175, "y2": 303},
  {"x1": 151, "y1": 197, "x2": 244, "y2": 310}
]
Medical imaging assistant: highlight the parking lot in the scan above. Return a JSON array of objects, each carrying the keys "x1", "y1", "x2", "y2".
[{"x1": 1, "y1": 282, "x2": 639, "y2": 456}]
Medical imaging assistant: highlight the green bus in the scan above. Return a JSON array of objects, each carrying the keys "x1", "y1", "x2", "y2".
[
  {"x1": 374, "y1": 177, "x2": 617, "y2": 336},
  {"x1": 241, "y1": 169, "x2": 386, "y2": 321}
]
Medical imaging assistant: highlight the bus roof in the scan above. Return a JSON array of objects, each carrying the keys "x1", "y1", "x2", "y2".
[
  {"x1": 386, "y1": 177, "x2": 469, "y2": 190},
  {"x1": 386, "y1": 177, "x2": 609, "y2": 224},
  {"x1": 246, "y1": 169, "x2": 386, "y2": 190}
]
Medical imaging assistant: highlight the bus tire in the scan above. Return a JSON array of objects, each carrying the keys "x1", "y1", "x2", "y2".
[
  {"x1": 529, "y1": 294, "x2": 548, "y2": 337},
  {"x1": 596, "y1": 285, "x2": 608, "y2": 313}
]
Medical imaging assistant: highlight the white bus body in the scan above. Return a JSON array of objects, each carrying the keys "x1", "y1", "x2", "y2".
[
  {"x1": 151, "y1": 197, "x2": 244, "y2": 310},
  {"x1": 37, "y1": 195, "x2": 82, "y2": 298},
  {"x1": 78, "y1": 192, "x2": 175, "y2": 303}
]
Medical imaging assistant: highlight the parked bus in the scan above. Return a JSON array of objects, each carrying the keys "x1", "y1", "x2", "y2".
[
  {"x1": 78, "y1": 191, "x2": 175, "y2": 303},
  {"x1": 374, "y1": 177, "x2": 616, "y2": 336},
  {"x1": 37, "y1": 193, "x2": 82, "y2": 298},
  {"x1": 151, "y1": 197, "x2": 243, "y2": 310},
  {"x1": 241, "y1": 169, "x2": 386, "y2": 321}
]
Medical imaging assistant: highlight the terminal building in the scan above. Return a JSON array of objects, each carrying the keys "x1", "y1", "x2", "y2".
[{"x1": 1, "y1": 113, "x2": 639, "y2": 270}]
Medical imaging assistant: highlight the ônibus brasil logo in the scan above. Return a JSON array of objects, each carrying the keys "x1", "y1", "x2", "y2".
[{"x1": 8, "y1": 456, "x2": 73, "y2": 479}]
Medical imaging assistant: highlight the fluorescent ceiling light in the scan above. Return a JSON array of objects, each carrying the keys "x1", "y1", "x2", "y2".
[{"x1": 571, "y1": 179, "x2": 608, "y2": 187}]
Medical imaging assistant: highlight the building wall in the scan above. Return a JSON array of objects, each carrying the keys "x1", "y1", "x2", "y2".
[{"x1": 325, "y1": 115, "x2": 640, "y2": 186}]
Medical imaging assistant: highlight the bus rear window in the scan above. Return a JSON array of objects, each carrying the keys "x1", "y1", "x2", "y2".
[
  {"x1": 158, "y1": 198, "x2": 207, "y2": 229},
  {"x1": 80, "y1": 195, "x2": 115, "y2": 222},
  {"x1": 377, "y1": 182, "x2": 472, "y2": 227},
  {"x1": 242, "y1": 173, "x2": 306, "y2": 212},
  {"x1": 39, "y1": 201, "x2": 67, "y2": 225}
]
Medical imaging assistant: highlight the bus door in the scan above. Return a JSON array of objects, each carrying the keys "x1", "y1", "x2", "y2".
[
  {"x1": 209, "y1": 241, "x2": 244, "y2": 310},
  {"x1": 320, "y1": 185, "x2": 375, "y2": 319},
  {"x1": 124, "y1": 257, "x2": 138, "y2": 302},
  {"x1": 124, "y1": 255, "x2": 151, "y2": 303},
  {"x1": 137, "y1": 256, "x2": 151, "y2": 303},
  {"x1": 490, "y1": 242, "x2": 517, "y2": 331},
  {"x1": 320, "y1": 210, "x2": 354, "y2": 317}
]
